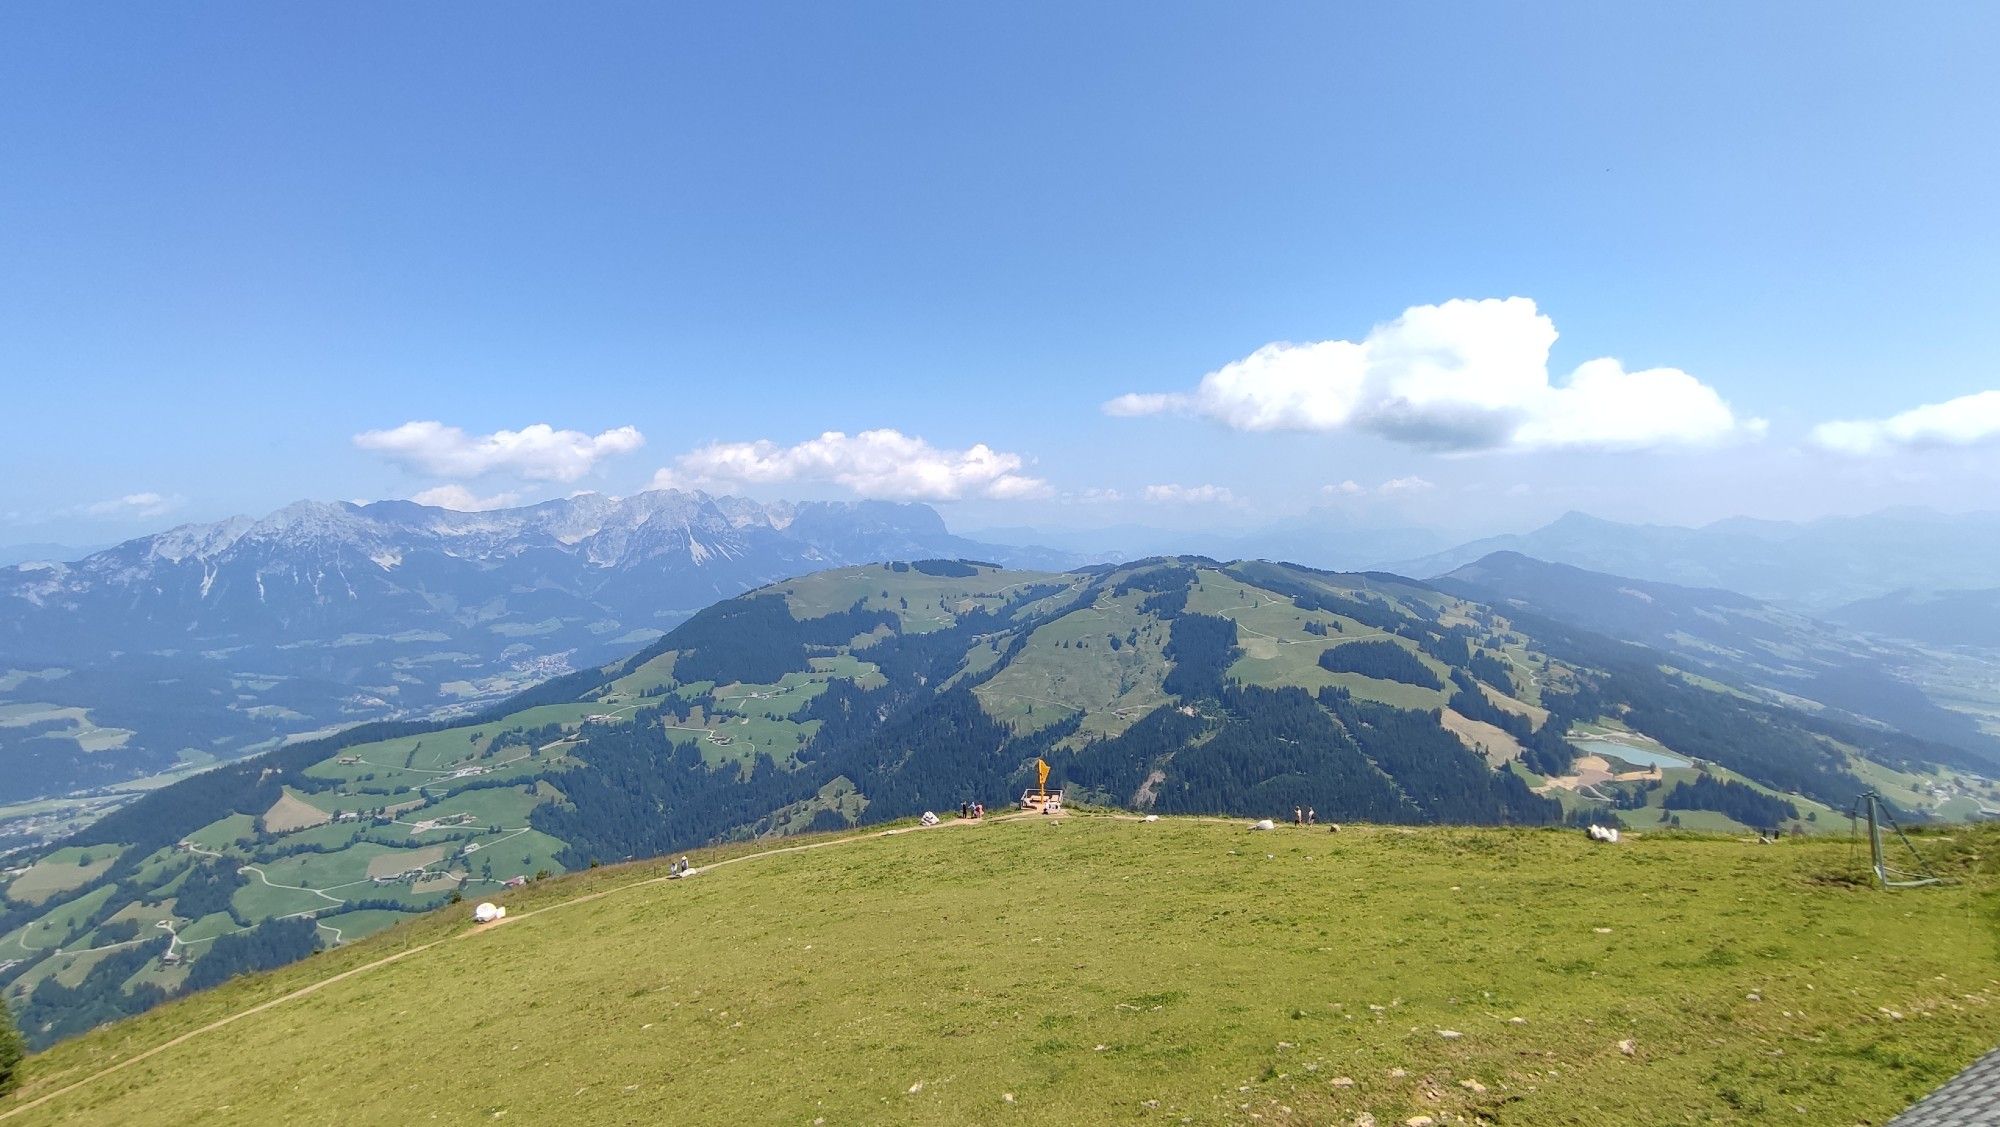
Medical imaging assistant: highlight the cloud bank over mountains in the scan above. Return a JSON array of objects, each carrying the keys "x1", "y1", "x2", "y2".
[
  {"x1": 1811, "y1": 389, "x2": 2000, "y2": 455},
  {"x1": 408, "y1": 484, "x2": 525, "y2": 512},
  {"x1": 1142, "y1": 483, "x2": 1236, "y2": 505},
  {"x1": 354, "y1": 421, "x2": 647, "y2": 483},
  {"x1": 81, "y1": 492, "x2": 183, "y2": 519},
  {"x1": 652, "y1": 429, "x2": 1048, "y2": 502},
  {"x1": 1105, "y1": 297, "x2": 1766, "y2": 454}
]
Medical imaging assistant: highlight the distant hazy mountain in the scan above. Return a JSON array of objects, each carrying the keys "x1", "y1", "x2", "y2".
[
  {"x1": 1435, "y1": 551, "x2": 2000, "y2": 766},
  {"x1": 964, "y1": 509, "x2": 1459, "y2": 573},
  {"x1": 1394, "y1": 508, "x2": 2000, "y2": 609},
  {"x1": 0, "y1": 491, "x2": 1075, "y2": 808},
  {"x1": 1829, "y1": 587, "x2": 2000, "y2": 648},
  {"x1": 0, "y1": 542, "x2": 104, "y2": 567}
]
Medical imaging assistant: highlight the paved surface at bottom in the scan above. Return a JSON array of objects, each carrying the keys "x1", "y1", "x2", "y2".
[{"x1": 1890, "y1": 1046, "x2": 2000, "y2": 1125}]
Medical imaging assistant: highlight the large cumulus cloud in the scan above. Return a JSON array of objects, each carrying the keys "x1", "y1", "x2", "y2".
[{"x1": 1105, "y1": 298, "x2": 1763, "y2": 453}]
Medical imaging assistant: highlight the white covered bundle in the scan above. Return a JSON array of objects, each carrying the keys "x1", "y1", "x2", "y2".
[
  {"x1": 473, "y1": 902, "x2": 507, "y2": 923},
  {"x1": 1586, "y1": 824, "x2": 1621, "y2": 844}
]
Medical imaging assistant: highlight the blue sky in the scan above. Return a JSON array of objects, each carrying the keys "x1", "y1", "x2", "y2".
[{"x1": 5, "y1": 3, "x2": 1999, "y2": 545}]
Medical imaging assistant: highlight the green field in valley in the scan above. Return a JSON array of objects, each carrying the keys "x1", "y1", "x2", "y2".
[{"x1": 7, "y1": 813, "x2": 2000, "y2": 1126}]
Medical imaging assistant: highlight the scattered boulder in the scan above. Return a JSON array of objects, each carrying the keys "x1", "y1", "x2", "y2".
[{"x1": 1618, "y1": 1039, "x2": 1636, "y2": 1056}]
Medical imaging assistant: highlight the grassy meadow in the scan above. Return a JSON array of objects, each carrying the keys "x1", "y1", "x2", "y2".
[{"x1": 7, "y1": 813, "x2": 2000, "y2": 1126}]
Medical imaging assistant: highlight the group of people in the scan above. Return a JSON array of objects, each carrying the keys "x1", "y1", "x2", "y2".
[
  {"x1": 1293, "y1": 806, "x2": 1317, "y2": 825},
  {"x1": 959, "y1": 801, "x2": 986, "y2": 819}
]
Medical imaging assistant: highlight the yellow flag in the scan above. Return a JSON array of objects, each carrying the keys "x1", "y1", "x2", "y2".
[{"x1": 1037, "y1": 757, "x2": 1050, "y2": 792}]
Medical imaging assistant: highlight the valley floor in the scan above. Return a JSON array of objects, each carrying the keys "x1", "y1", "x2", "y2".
[{"x1": 6, "y1": 814, "x2": 2000, "y2": 1126}]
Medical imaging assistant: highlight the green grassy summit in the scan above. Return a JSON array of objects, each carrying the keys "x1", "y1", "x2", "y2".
[{"x1": 7, "y1": 814, "x2": 1999, "y2": 1125}]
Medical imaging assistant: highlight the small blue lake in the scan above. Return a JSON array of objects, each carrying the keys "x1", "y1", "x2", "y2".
[{"x1": 1588, "y1": 742, "x2": 1690, "y2": 769}]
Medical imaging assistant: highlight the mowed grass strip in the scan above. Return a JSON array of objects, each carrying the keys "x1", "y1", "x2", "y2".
[{"x1": 8, "y1": 817, "x2": 2000, "y2": 1126}]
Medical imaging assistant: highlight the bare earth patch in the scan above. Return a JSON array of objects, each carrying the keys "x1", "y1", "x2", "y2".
[
  {"x1": 259, "y1": 791, "x2": 331, "y2": 834},
  {"x1": 1537, "y1": 754, "x2": 1662, "y2": 796},
  {"x1": 1440, "y1": 708, "x2": 1525, "y2": 765}
]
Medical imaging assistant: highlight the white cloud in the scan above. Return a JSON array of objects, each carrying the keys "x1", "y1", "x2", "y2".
[
  {"x1": 651, "y1": 429, "x2": 1048, "y2": 501},
  {"x1": 1810, "y1": 390, "x2": 2000, "y2": 455},
  {"x1": 1319, "y1": 476, "x2": 1434, "y2": 498},
  {"x1": 1103, "y1": 393, "x2": 1182, "y2": 418},
  {"x1": 354, "y1": 421, "x2": 645, "y2": 483},
  {"x1": 81, "y1": 492, "x2": 182, "y2": 519},
  {"x1": 410, "y1": 484, "x2": 524, "y2": 512},
  {"x1": 1377, "y1": 475, "x2": 1436, "y2": 495},
  {"x1": 1104, "y1": 297, "x2": 1762, "y2": 453},
  {"x1": 1143, "y1": 483, "x2": 1236, "y2": 505},
  {"x1": 1065, "y1": 487, "x2": 1126, "y2": 504}
]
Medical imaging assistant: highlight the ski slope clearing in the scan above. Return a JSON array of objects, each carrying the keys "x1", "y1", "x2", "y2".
[{"x1": 7, "y1": 815, "x2": 2000, "y2": 1126}]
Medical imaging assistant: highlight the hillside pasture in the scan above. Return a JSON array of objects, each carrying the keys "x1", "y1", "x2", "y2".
[
  {"x1": 778, "y1": 563, "x2": 1058, "y2": 627},
  {"x1": 179, "y1": 815, "x2": 256, "y2": 855},
  {"x1": 363, "y1": 844, "x2": 448, "y2": 881},
  {"x1": 971, "y1": 585, "x2": 1169, "y2": 739},
  {"x1": 10, "y1": 816, "x2": 2000, "y2": 1127},
  {"x1": 3, "y1": 847, "x2": 120, "y2": 906}
]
